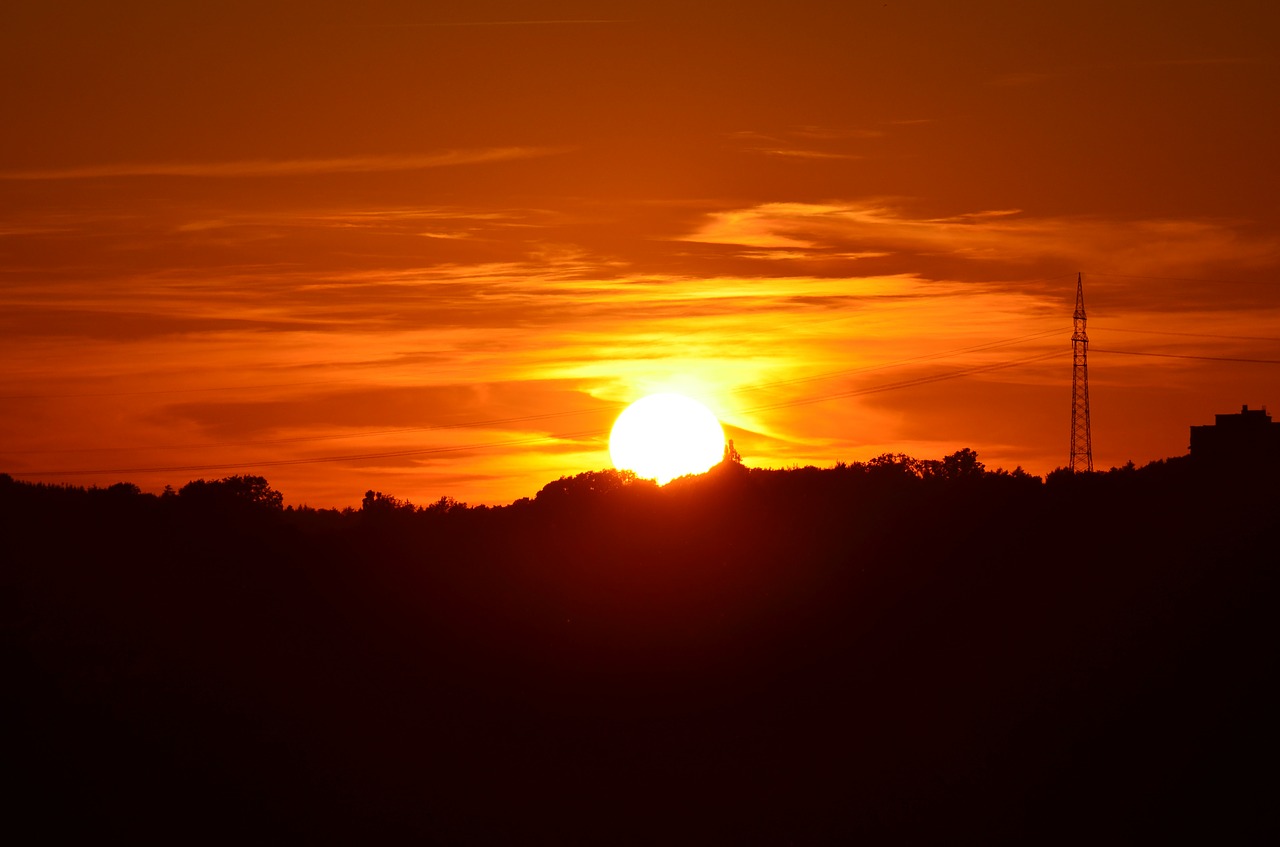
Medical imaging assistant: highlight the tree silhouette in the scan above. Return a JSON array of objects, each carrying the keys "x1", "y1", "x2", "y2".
[
  {"x1": 361, "y1": 489, "x2": 414, "y2": 513},
  {"x1": 941, "y1": 447, "x2": 985, "y2": 480},
  {"x1": 534, "y1": 468, "x2": 655, "y2": 504},
  {"x1": 424, "y1": 495, "x2": 466, "y2": 515},
  {"x1": 722, "y1": 438, "x2": 743, "y2": 465},
  {"x1": 178, "y1": 475, "x2": 283, "y2": 509}
]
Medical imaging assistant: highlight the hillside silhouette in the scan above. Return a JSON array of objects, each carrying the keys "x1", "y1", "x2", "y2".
[{"x1": 3, "y1": 451, "x2": 1276, "y2": 844}]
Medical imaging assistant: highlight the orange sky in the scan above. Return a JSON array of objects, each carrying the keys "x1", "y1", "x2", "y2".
[{"x1": 3, "y1": 1, "x2": 1279, "y2": 507}]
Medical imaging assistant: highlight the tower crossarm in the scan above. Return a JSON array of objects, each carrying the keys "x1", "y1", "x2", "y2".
[{"x1": 1072, "y1": 276, "x2": 1088, "y2": 344}]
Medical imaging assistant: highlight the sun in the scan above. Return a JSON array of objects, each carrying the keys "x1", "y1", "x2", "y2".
[{"x1": 609, "y1": 393, "x2": 726, "y2": 484}]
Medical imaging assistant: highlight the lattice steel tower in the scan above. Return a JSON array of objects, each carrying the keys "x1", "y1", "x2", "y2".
[{"x1": 1069, "y1": 272, "x2": 1093, "y2": 472}]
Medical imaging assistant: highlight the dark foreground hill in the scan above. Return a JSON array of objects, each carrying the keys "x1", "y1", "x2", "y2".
[{"x1": 3, "y1": 455, "x2": 1277, "y2": 844}]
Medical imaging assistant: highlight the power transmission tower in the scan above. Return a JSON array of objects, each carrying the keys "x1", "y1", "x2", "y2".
[{"x1": 1069, "y1": 272, "x2": 1093, "y2": 472}]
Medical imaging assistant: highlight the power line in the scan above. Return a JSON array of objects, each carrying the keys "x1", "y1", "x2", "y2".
[
  {"x1": 1091, "y1": 348, "x2": 1280, "y2": 365},
  {"x1": 1084, "y1": 270, "x2": 1277, "y2": 287},
  {"x1": 19, "y1": 431, "x2": 602, "y2": 478},
  {"x1": 1092, "y1": 325, "x2": 1280, "y2": 343},
  {"x1": 728, "y1": 326, "x2": 1062, "y2": 394},
  {"x1": 0, "y1": 279, "x2": 905, "y2": 404},
  {"x1": 19, "y1": 350, "x2": 1062, "y2": 477},
  {"x1": 17, "y1": 321, "x2": 1271, "y2": 479},
  {"x1": 8, "y1": 325, "x2": 1063, "y2": 456},
  {"x1": 7, "y1": 406, "x2": 616, "y2": 454},
  {"x1": 740, "y1": 352, "x2": 1059, "y2": 415},
  {"x1": 0, "y1": 377, "x2": 364, "y2": 402}
]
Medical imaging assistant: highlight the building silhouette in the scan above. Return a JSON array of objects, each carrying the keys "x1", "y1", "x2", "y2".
[{"x1": 1189, "y1": 404, "x2": 1280, "y2": 466}]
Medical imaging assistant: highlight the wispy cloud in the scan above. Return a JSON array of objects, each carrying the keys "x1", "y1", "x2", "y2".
[
  {"x1": 988, "y1": 70, "x2": 1072, "y2": 88},
  {"x1": 6, "y1": 186, "x2": 1279, "y2": 506},
  {"x1": 1144, "y1": 57, "x2": 1273, "y2": 67},
  {"x1": 754, "y1": 149, "x2": 864, "y2": 161},
  {"x1": 680, "y1": 202, "x2": 1280, "y2": 290},
  {"x1": 730, "y1": 126, "x2": 880, "y2": 162},
  {"x1": 0, "y1": 148, "x2": 568, "y2": 181},
  {"x1": 0, "y1": 224, "x2": 75, "y2": 236},
  {"x1": 356, "y1": 20, "x2": 631, "y2": 28},
  {"x1": 990, "y1": 56, "x2": 1272, "y2": 88},
  {"x1": 787, "y1": 126, "x2": 885, "y2": 141}
]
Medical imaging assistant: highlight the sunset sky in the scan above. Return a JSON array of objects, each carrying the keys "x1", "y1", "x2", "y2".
[{"x1": 3, "y1": 1, "x2": 1278, "y2": 507}]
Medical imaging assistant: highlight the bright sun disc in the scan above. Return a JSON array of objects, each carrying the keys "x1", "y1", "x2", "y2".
[{"x1": 609, "y1": 393, "x2": 726, "y2": 484}]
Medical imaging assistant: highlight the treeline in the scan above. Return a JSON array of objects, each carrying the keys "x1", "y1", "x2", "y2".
[
  {"x1": 3, "y1": 451, "x2": 1276, "y2": 844},
  {"x1": 0, "y1": 445, "x2": 1205, "y2": 523}
]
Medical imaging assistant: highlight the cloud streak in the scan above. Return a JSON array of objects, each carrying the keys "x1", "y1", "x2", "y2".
[
  {"x1": 355, "y1": 20, "x2": 632, "y2": 28},
  {"x1": 681, "y1": 202, "x2": 1280, "y2": 288},
  {"x1": 0, "y1": 148, "x2": 568, "y2": 181}
]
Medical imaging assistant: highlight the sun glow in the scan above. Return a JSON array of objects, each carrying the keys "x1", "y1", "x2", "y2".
[{"x1": 608, "y1": 393, "x2": 726, "y2": 484}]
